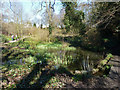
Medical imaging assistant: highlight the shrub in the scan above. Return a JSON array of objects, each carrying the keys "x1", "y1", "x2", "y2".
[{"x1": 1, "y1": 35, "x2": 10, "y2": 43}]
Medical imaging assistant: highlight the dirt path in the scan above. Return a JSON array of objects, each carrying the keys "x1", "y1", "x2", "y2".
[{"x1": 107, "y1": 55, "x2": 120, "y2": 88}]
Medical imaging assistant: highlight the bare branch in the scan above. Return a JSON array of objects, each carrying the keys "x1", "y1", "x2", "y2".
[
  {"x1": 37, "y1": 2, "x2": 46, "y2": 14},
  {"x1": 90, "y1": 5, "x2": 120, "y2": 29},
  {"x1": 51, "y1": 0, "x2": 55, "y2": 12},
  {"x1": 9, "y1": 0, "x2": 18, "y2": 16}
]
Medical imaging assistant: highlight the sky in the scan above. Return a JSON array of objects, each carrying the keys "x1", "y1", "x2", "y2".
[
  {"x1": 1, "y1": 0, "x2": 63, "y2": 24},
  {"x1": 22, "y1": 1, "x2": 62, "y2": 14},
  {"x1": 22, "y1": 1, "x2": 63, "y2": 22},
  {"x1": 1, "y1": 0, "x2": 89, "y2": 25}
]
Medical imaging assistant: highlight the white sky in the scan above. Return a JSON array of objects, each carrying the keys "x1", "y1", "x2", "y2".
[{"x1": 1, "y1": 0, "x2": 91, "y2": 25}]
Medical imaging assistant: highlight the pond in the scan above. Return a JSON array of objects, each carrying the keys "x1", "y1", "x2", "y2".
[
  {"x1": 45, "y1": 47, "x2": 103, "y2": 72},
  {"x1": 2, "y1": 46, "x2": 103, "y2": 73}
]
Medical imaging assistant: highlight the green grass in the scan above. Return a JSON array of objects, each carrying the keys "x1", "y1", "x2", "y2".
[
  {"x1": 44, "y1": 77, "x2": 63, "y2": 88},
  {"x1": 37, "y1": 42, "x2": 76, "y2": 51},
  {"x1": 0, "y1": 34, "x2": 11, "y2": 43},
  {"x1": 1, "y1": 63, "x2": 32, "y2": 88},
  {"x1": 37, "y1": 42, "x2": 62, "y2": 49},
  {"x1": 72, "y1": 74, "x2": 83, "y2": 81}
]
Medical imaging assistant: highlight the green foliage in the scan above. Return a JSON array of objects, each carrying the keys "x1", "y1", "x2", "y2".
[
  {"x1": 62, "y1": 2, "x2": 85, "y2": 34},
  {"x1": 106, "y1": 53, "x2": 113, "y2": 58},
  {"x1": 0, "y1": 34, "x2": 10, "y2": 43},
  {"x1": 72, "y1": 72, "x2": 91, "y2": 82},
  {"x1": 100, "y1": 59, "x2": 107, "y2": 66},
  {"x1": 19, "y1": 41, "x2": 30, "y2": 49},
  {"x1": 49, "y1": 25, "x2": 52, "y2": 35},
  {"x1": 88, "y1": 2, "x2": 120, "y2": 52},
  {"x1": 45, "y1": 77, "x2": 63, "y2": 88},
  {"x1": 33, "y1": 23, "x2": 36, "y2": 27},
  {"x1": 37, "y1": 42, "x2": 76, "y2": 51},
  {"x1": 103, "y1": 64, "x2": 111, "y2": 76},
  {"x1": 97, "y1": 53, "x2": 113, "y2": 76},
  {"x1": 106, "y1": 65, "x2": 110, "y2": 69},
  {"x1": 99, "y1": 53, "x2": 112, "y2": 67},
  {"x1": 41, "y1": 24, "x2": 43, "y2": 29},
  {"x1": 72, "y1": 74, "x2": 82, "y2": 81},
  {"x1": 24, "y1": 56, "x2": 37, "y2": 64}
]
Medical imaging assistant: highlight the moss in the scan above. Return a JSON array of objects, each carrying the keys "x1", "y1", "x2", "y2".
[
  {"x1": 95, "y1": 53, "x2": 113, "y2": 77},
  {"x1": 100, "y1": 59, "x2": 107, "y2": 65},
  {"x1": 99, "y1": 53, "x2": 113, "y2": 67},
  {"x1": 107, "y1": 53, "x2": 113, "y2": 58}
]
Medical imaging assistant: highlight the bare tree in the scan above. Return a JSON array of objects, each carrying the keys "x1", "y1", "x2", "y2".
[{"x1": 9, "y1": 1, "x2": 23, "y2": 37}]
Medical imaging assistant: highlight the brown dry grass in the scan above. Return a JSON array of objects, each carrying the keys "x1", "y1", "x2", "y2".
[
  {"x1": 2, "y1": 22, "x2": 78, "y2": 42},
  {"x1": 29, "y1": 28, "x2": 49, "y2": 42},
  {"x1": 28, "y1": 28, "x2": 64, "y2": 42}
]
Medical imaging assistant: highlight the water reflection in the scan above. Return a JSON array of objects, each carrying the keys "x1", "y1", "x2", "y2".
[
  {"x1": 47, "y1": 47, "x2": 103, "y2": 72},
  {"x1": 2, "y1": 47, "x2": 103, "y2": 72}
]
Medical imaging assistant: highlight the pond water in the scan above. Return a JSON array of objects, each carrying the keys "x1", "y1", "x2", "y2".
[
  {"x1": 2, "y1": 47, "x2": 103, "y2": 73},
  {"x1": 46, "y1": 47, "x2": 103, "y2": 72}
]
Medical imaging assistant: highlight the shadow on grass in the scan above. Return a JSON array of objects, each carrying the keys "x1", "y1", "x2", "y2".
[
  {"x1": 13, "y1": 57, "x2": 74, "y2": 89},
  {"x1": 2, "y1": 45, "x2": 74, "y2": 88},
  {"x1": 2, "y1": 47, "x2": 14, "y2": 62},
  {"x1": 14, "y1": 62, "x2": 74, "y2": 88}
]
